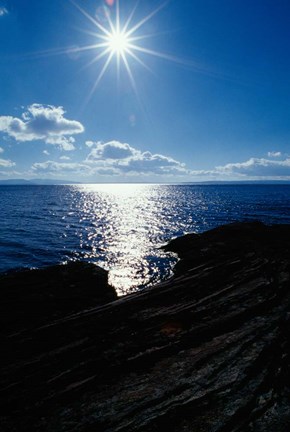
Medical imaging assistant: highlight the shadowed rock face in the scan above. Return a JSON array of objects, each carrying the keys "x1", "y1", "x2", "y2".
[
  {"x1": 0, "y1": 262, "x2": 116, "y2": 335},
  {"x1": 1, "y1": 222, "x2": 290, "y2": 431}
]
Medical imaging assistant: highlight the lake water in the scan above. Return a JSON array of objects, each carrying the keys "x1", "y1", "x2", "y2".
[{"x1": 1, "y1": 184, "x2": 290, "y2": 295}]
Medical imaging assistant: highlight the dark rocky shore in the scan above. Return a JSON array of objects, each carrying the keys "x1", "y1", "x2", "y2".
[{"x1": 1, "y1": 221, "x2": 290, "y2": 431}]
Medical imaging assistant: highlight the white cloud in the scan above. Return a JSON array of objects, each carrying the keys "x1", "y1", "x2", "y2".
[
  {"x1": 0, "y1": 147, "x2": 3, "y2": 153},
  {"x1": 60, "y1": 155, "x2": 71, "y2": 160},
  {"x1": 120, "y1": 151, "x2": 187, "y2": 175},
  {"x1": 0, "y1": 158, "x2": 15, "y2": 168},
  {"x1": 215, "y1": 157, "x2": 290, "y2": 177},
  {"x1": 32, "y1": 160, "x2": 91, "y2": 175},
  {"x1": 86, "y1": 140, "x2": 188, "y2": 175},
  {"x1": 43, "y1": 150, "x2": 50, "y2": 156},
  {"x1": 31, "y1": 140, "x2": 189, "y2": 179},
  {"x1": 30, "y1": 148, "x2": 290, "y2": 181},
  {"x1": 0, "y1": 104, "x2": 84, "y2": 151},
  {"x1": 267, "y1": 151, "x2": 281, "y2": 158},
  {"x1": 0, "y1": 7, "x2": 8, "y2": 16},
  {"x1": 189, "y1": 157, "x2": 290, "y2": 180},
  {"x1": 46, "y1": 136, "x2": 76, "y2": 151},
  {"x1": 87, "y1": 141, "x2": 138, "y2": 161}
]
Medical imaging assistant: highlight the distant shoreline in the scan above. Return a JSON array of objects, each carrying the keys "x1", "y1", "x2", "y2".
[{"x1": 1, "y1": 179, "x2": 290, "y2": 186}]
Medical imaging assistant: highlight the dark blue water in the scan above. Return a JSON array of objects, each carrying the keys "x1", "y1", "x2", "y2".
[{"x1": 1, "y1": 184, "x2": 290, "y2": 294}]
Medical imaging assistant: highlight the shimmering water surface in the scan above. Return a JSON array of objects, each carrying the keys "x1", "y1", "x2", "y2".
[{"x1": 1, "y1": 184, "x2": 290, "y2": 294}]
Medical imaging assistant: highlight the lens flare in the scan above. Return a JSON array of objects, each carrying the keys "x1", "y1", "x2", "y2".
[
  {"x1": 18, "y1": 0, "x2": 220, "y2": 104},
  {"x1": 70, "y1": 0, "x2": 170, "y2": 100}
]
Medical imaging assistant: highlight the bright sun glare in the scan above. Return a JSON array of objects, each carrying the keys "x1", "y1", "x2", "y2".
[
  {"x1": 27, "y1": 1, "x2": 206, "y2": 104},
  {"x1": 107, "y1": 30, "x2": 130, "y2": 56},
  {"x1": 70, "y1": 0, "x2": 173, "y2": 100}
]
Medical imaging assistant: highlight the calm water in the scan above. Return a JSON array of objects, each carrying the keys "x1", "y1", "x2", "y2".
[{"x1": 1, "y1": 184, "x2": 290, "y2": 295}]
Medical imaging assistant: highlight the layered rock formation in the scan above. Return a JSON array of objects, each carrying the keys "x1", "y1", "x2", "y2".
[{"x1": 1, "y1": 222, "x2": 290, "y2": 431}]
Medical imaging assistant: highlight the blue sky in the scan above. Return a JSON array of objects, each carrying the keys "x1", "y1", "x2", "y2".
[{"x1": 0, "y1": 0, "x2": 290, "y2": 182}]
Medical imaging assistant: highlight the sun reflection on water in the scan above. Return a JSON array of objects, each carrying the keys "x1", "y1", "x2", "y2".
[
  {"x1": 3, "y1": 184, "x2": 288, "y2": 293},
  {"x1": 71, "y1": 183, "x2": 177, "y2": 295}
]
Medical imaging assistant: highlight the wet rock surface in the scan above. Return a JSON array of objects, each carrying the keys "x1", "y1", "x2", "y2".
[{"x1": 1, "y1": 222, "x2": 290, "y2": 431}]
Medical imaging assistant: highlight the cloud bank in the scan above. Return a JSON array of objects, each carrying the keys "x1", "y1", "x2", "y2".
[
  {"x1": 31, "y1": 139, "x2": 290, "y2": 181},
  {"x1": 215, "y1": 157, "x2": 290, "y2": 178},
  {"x1": 32, "y1": 140, "x2": 189, "y2": 178},
  {"x1": 32, "y1": 160, "x2": 92, "y2": 175},
  {"x1": 85, "y1": 140, "x2": 188, "y2": 175},
  {"x1": 0, "y1": 104, "x2": 84, "y2": 151},
  {"x1": 189, "y1": 156, "x2": 290, "y2": 180}
]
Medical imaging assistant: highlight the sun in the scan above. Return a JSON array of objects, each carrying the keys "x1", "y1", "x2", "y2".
[
  {"x1": 70, "y1": 0, "x2": 170, "y2": 98},
  {"x1": 106, "y1": 29, "x2": 130, "y2": 56},
  {"x1": 24, "y1": 1, "x2": 207, "y2": 104}
]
